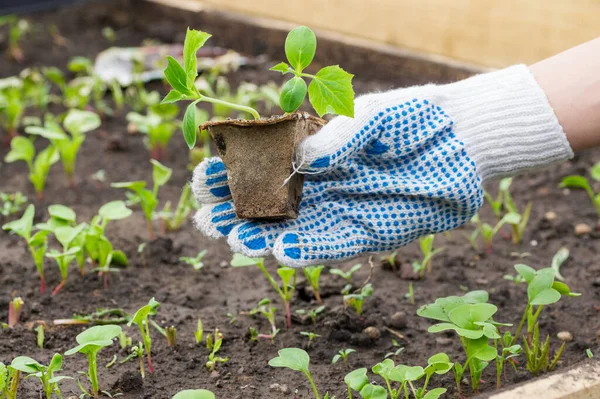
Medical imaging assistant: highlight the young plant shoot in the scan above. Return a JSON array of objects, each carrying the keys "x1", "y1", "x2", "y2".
[
  {"x1": 343, "y1": 283, "x2": 373, "y2": 317},
  {"x1": 9, "y1": 354, "x2": 71, "y2": 399},
  {"x1": 330, "y1": 263, "x2": 362, "y2": 284},
  {"x1": 296, "y1": 305, "x2": 325, "y2": 325},
  {"x1": 269, "y1": 348, "x2": 331, "y2": 399},
  {"x1": 412, "y1": 234, "x2": 444, "y2": 278},
  {"x1": 126, "y1": 103, "x2": 179, "y2": 160},
  {"x1": 7, "y1": 297, "x2": 23, "y2": 328},
  {"x1": 300, "y1": 331, "x2": 321, "y2": 349},
  {"x1": 112, "y1": 159, "x2": 172, "y2": 239},
  {"x1": 0, "y1": 191, "x2": 27, "y2": 217},
  {"x1": 231, "y1": 254, "x2": 296, "y2": 329},
  {"x1": 332, "y1": 348, "x2": 356, "y2": 369},
  {"x1": 560, "y1": 162, "x2": 600, "y2": 229},
  {"x1": 162, "y1": 26, "x2": 354, "y2": 149},
  {"x1": 65, "y1": 325, "x2": 122, "y2": 398},
  {"x1": 249, "y1": 298, "x2": 280, "y2": 343},
  {"x1": 159, "y1": 183, "x2": 198, "y2": 232},
  {"x1": 0, "y1": 76, "x2": 26, "y2": 140},
  {"x1": 46, "y1": 222, "x2": 86, "y2": 295},
  {"x1": 179, "y1": 249, "x2": 208, "y2": 271},
  {"x1": 173, "y1": 390, "x2": 215, "y2": 399},
  {"x1": 304, "y1": 265, "x2": 325, "y2": 304},
  {"x1": 127, "y1": 298, "x2": 160, "y2": 374},
  {"x1": 470, "y1": 213, "x2": 520, "y2": 254},
  {"x1": 205, "y1": 329, "x2": 228, "y2": 372}
]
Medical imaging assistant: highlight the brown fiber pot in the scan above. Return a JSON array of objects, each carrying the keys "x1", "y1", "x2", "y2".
[{"x1": 200, "y1": 113, "x2": 326, "y2": 220}]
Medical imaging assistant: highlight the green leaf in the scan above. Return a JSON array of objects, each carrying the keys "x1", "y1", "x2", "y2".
[
  {"x1": 591, "y1": 162, "x2": 600, "y2": 182},
  {"x1": 230, "y1": 253, "x2": 263, "y2": 267},
  {"x1": 64, "y1": 325, "x2": 121, "y2": 355},
  {"x1": 172, "y1": 390, "x2": 216, "y2": 399},
  {"x1": 530, "y1": 288, "x2": 561, "y2": 306},
  {"x1": 164, "y1": 56, "x2": 192, "y2": 95},
  {"x1": 308, "y1": 65, "x2": 354, "y2": 117},
  {"x1": 560, "y1": 176, "x2": 591, "y2": 190},
  {"x1": 514, "y1": 264, "x2": 536, "y2": 283},
  {"x1": 502, "y1": 212, "x2": 521, "y2": 225},
  {"x1": 63, "y1": 109, "x2": 101, "y2": 135},
  {"x1": 359, "y1": 383, "x2": 388, "y2": 399},
  {"x1": 463, "y1": 290, "x2": 489, "y2": 304},
  {"x1": 280, "y1": 77, "x2": 307, "y2": 113},
  {"x1": 3, "y1": 204, "x2": 34, "y2": 240},
  {"x1": 161, "y1": 89, "x2": 185, "y2": 104},
  {"x1": 551, "y1": 281, "x2": 581, "y2": 297},
  {"x1": 151, "y1": 159, "x2": 173, "y2": 188},
  {"x1": 268, "y1": 348, "x2": 309, "y2": 373},
  {"x1": 98, "y1": 201, "x2": 132, "y2": 221},
  {"x1": 270, "y1": 62, "x2": 292, "y2": 74},
  {"x1": 527, "y1": 268, "x2": 556, "y2": 303},
  {"x1": 48, "y1": 204, "x2": 76, "y2": 223},
  {"x1": 467, "y1": 337, "x2": 497, "y2": 361},
  {"x1": 9, "y1": 356, "x2": 40, "y2": 374},
  {"x1": 183, "y1": 28, "x2": 212, "y2": 87},
  {"x1": 25, "y1": 126, "x2": 67, "y2": 141},
  {"x1": 183, "y1": 101, "x2": 200, "y2": 149},
  {"x1": 54, "y1": 225, "x2": 83, "y2": 248},
  {"x1": 5, "y1": 136, "x2": 35, "y2": 164},
  {"x1": 111, "y1": 181, "x2": 146, "y2": 193},
  {"x1": 551, "y1": 247, "x2": 569, "y2": 282},
  {"x1": 277, "y1": 267, "x2": 296, "y2": 286},
  {"x1": 372, "y1": 358, "x2": 395, "y2": 379},
  {"x1": 111, "y1": 250, "x2": 128, "y2": 267},
  {"x1": 285, "y1": 26, "x2": 316, "y2": 72},
  {"x1": 422, "y1": 388, "x2": 447, "y2": 399},
  {"x1": 128, "y1": 298, "x2": 160, "y2": 327},
  {"x1": 448, "y1": 303, "x2": 497, "y2": 328},
  {"x1": 428, "y1": 322, "x2": 484, "y2": 339}
]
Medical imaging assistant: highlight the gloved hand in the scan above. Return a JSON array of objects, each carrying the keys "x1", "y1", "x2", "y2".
[{"x1": 191, "y1": 65, "x2": 572, "y2": 267}]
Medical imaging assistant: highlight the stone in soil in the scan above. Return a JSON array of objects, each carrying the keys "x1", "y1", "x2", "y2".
[{"x1": 390, "y1": 311, "x2": 407, "y2": 329}]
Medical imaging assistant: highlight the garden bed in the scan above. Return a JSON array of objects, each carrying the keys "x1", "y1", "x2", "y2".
[{"x1": 0, "y1": 1, "x2": 599, "y2": 398}]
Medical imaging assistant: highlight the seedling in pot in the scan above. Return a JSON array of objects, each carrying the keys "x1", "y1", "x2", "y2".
[
  {"x1": 470, "y1": 213, "x2": 520, "y2": 254},
  {"x1": 205, "y1": 328, "x2": 228, "y2": 372},
  {"x1": 248, "y1": 298, "x2": 280, "y2": 343},
  {"x1": 0, "y1": 16, "x2": 30, "y2": 62},
  {"x1": 126, "y1": 103, "x2": 179, "y2": 160},
  {"x1": 112, "y1": 159, "x2": 172, "y2": 240},
  {"x1": 65, "y1": 325, "x2": 122, "y2": 398},
  {"x1": 173, "y1": 390, "x2": 216, "y2": 399},
  {"x1": 4, "y1": 137, "x2": 59, "y2": 200},
  {"x1": 560, "y1": 162, "x2": 600, "y2": 229},
  {"x1": 344, "y1": 283, "x2": 373, "y2": 317},
  {"x1": 231, "y1": 254, "x2": 296, "y2": 329},
  {"x1": 269, "y1": 348, "x2": 331, "y2": 399},
  {"x1": 9, "y1": 354, "x2": 71, "y2": 399},
  {"x1": 2, "y1": 205, "x2": 49, "y2": 293},
  {"x1": 412, "y1": 234, "x2": 444, "y2": 278},
  {"x1": 417, "y1": 290, "x2": 502, "y2": 394},
  {"x1": 0, "y1": 191, "x2": 27, "y2": 217},
  {"x1": 7, "y1": 297, "x2": 23, "y2": 328},
  {"x1": 332, "y1": 348, "x2": 356, "y2": 369},
  {"x1": 25, "y1": 110, "x2": 101, "y2": 187},
  {"x1": 330, "y1": 263, "x2": 362, "y2": 284},
  {"x1": 296, "y1": 305, "x2": 325, "y2": 325},
  {"x1": 300, "y1": 331, "x2": 321, "y2": 349},
  {"x1": 128, "y1": 298, "x2": 160, "y2": 374},
  {"x1": 304, "y1": 265, "x2": 325, "y2": 304},
  {"x1": 180, "y1": 249, "x2": 208, "y2": 271}
]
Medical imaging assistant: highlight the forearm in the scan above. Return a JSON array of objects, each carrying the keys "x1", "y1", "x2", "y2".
[{"x1": 529, "y1": 37, "x2": 600, "y2": 152}]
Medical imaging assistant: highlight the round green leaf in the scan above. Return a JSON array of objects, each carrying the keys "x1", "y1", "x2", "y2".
[
  {"x1": 268, "y1": 348, "x2": 309, "y2": 373},
  {"x1": 530, "y1": 288, "x2": 561, "y2": 305},
  {"x1": 560, "y1": 176, "x2": 591, "y2": 190},
  {"x1": 527, "y1": 268, "x2": 556, "y2": 303},
  {"x1": 65, "y1": 325, "x2": 121, "y2": 355},
  {"x1": 98, "y1": 201, "x2": 132, "y2": 221},
  {"x1": 359, "y1": 383, "x2": 388, "y2": 399},
  {"x1": 423, "y1": 388, "x2": 447, "y2": 399},
  {"x1": 10, "y1": 356, "x2": 40, "y2": 374},
  {"x1": 514, "y1": 264, "x2": 536, "y2": 283},
  {"x1": 48, "y1": 204, "x2": 76, "y2": 222},
  {"x1": 448, "y1": 303, "x2": 497, "y2": 328},
  {"x1": 428, "y1": 322, "x2": 484, "y2": 339},
  {"x1": 172, "y1": 390, "x2": 215, "y2": 399},
  {"x1": 63, "y1": 109, "x2": 101, "y2": 134},
  {"x1": 279, "y1": 77, "x2": 307, "y2": 113},
  {"x1": 344, "y1": 368, "x2": 368, "y2": 391},
  {"x1": 284, "y1": 26, "x2": 316, "y2": 72},
  {"x1": 5, "y1": 136, "x2": 35, "y2": 164},
  {"x1": 230, "y1": 253, "x2": 262, "y2": 267}
]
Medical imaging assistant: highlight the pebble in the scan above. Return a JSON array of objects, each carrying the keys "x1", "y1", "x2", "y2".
[
  {"x1": 544, "y1": 211, "x2": 557, "y2": 221},
  {"x1": 530, "y1": 240, "x2": 538, "y2": 247},
  {"x1": 436, "y1": 337, "x2": 453, "y2": 346},
  {"x1": 363, "y1": 326, "x2": 381, "y2": 340},
  {"x1": 575, "y1": 223, "x2": 592, "y2": 236},
  {"x1": 269, "y1": 383, "x2": 290, "y2": 394},
  {"x1": 557, "y1": 331, "x2": 573, "y2": 342},
  {"x1": 210, "y1": 371, "x2": 220, "y2": 379},
  {"x1": 476, "y1": 278, "x2": 488, "y2": 285},
  {"x1": 390, "y1": 312, "x2": 407, "y2": 329},
  {"x1": 219, "y1": 260, "x2": 228, "y2": 268}
]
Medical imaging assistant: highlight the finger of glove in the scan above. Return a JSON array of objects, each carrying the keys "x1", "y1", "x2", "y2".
[
  {"x1": 191, "y1": 157, "x2": 231, "y2": 204},
  {"x1": 193, "y1": 200, "x2": 241, "y2": 238},
  {"x1": 226, "y1": 221, "x2": 281, "y2": 258}
]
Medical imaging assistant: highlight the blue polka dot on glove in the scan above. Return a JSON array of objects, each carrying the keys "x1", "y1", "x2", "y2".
[{"x1": 191, "y1": 66, "x2": 574, "y2": 267}]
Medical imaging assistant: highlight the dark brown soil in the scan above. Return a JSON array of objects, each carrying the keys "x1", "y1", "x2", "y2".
[{"x1": 1, "y1": 1, "x2": 599, "y2": 399}]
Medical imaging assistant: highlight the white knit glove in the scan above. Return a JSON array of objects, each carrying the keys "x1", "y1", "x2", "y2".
[{"x1": 192, "y1": 65, "x2": 573, "y2": 267}]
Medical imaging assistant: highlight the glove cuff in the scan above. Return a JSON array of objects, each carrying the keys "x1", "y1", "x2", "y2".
[{"x1": 443, "y1": 64, "x2": 574, "y2": 183}]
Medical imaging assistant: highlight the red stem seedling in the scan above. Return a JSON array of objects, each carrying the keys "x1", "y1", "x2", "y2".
[{"x1": 7, "y1": 297, "x2": 24, "y2": 328}]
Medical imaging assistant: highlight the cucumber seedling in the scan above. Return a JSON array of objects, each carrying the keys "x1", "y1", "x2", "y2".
[
  {"x1": 330, "y1": 263, "x2": 362, "y2": 284},
  {"x1": 126, "y1": 103, "x2": 179, "y2": 160},
  {"x1": 205, "y1": 328, "x2": 228, "y2": 372},
  {"x1": 470, "y1": 213, "x2": 520, "y2": 254},
  {"x1": 0, "y1": 191, "x2": 27, "y2": 217},
  {"x1": 128, "y1": 298, "x2": 160, "y2": 374},
  {"x1": 0, "y1": 76, "x2": 26, "y2": 140},
  {"x1": 332, "y1": 348, "x2": 356, "y2": 369},
  {"x1": 7, "y1": 297, "x2": 23, "y2": 328},
  {"x1": 343, "y1": 283, "x2": 373, "y2": 317},
  {"x1": 231, "y1": 254, "x2": 296, "y2": 329},
  {"x1": 296, "y1": 305, "x2": 325, "y2": 325},
  {"x1": 25, "y1": 110, "x2": 101, "y2": 187},
  {"x1": 269, "y1": 348, "x2": 332, "y2": 399},
  {"x1": 300, "y1": 331, "x2": 321, "y2": 349},
  {"x1": 112, "y1": 159, "x2": 172, "y2": 240},
  {"x1": 179, "y1": 249, "x2": 207, "y2": 271},
  {"x1": 304, "y1": 265, "x2": 325, "y2": 304},
  {"x1": 412, "y1": 234, "x2": 444, "y2": 278},
  {"x1": 4, "y1": 136, "x2": 59, "y2": 201},
  {"x1": 2, "y1": 205, "x2": 49, "y2": 293},
  {"x1": 248, "y1": 298, "x2": 280, "y2": 343},
  {"x1": 65, "y1": 325, "x2": 122, "y2": 398},
  {"x1": 9, "y1": 354, "x2": 71, "y2": 399},
  {"x1": 560, "y1": 162, "x2": 600, "y2": 229}
]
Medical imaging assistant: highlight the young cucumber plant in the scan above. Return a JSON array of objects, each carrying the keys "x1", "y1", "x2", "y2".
[
  {"x1": 296, "y1": 305, "x2": 326, "y2": 325},
  {"x1": 158, "y1": 182, "x2": 198, "y2": 232},
  {"x1": 231, "y1": 254, "x2": 296, "y2": 329},
  {"x1": 65, "y1": 325, "x2": 122, "y2": 398},
  {"x1": 0, "y1": 77, "x2": 26, "y2": 140},
  {"x1": 332, "y1": 348, "x2": 356, "y2": 369},
  {"x1": 112, "y1": 159, "x2": 172, "y2": 240},
  {"x1": 9, "y1": 354, "x2": 71, "y2": 399},
  {"x1": 269, "y1": 348, "x2": 333, "y2": 399},
  {"x1": 304, "y1": 265, "x2": 325, "y2": 304},
  {"x1": 412, "y1": 234, "x2": 444, "y2": 278},
  {"x1": 25, "y1": 110, "x2": 101, "y2": 187},
  {"x1": 330, "y1": 263, "x2": 362, "y2": 284},
  {"x1": 162, "y1": 26, "x2": 354, "y2": 149},
  {"x1": 560, "y1": 162, "x2": 600, "y2": 229},
  {"x1": 205, "y1": 328, "x2": 228, "y2": 372},
  {"x1": 417, "y1": 290, "x2": 511, "y2": 395},
  {"x1": 127, "y1": 298, "x2": 160, "y2": 374},
  {"x1": 344, "y1": 284, "x2": 373, "y2": 317},
  {"x1": 4, "y1": 136, "x2": 59, "y2": 200},
  {"x1": 470, "y1": 213, "x2": 520, "y2": 254},
  {"x1": 126, "y1": 103, "x2": 179, "y2": 160},
  {"x1": 248, "y1": 298, "x2": 280, "y2": 343},
  {"x1": 180, "y1": 249, "x2": 208, "y2": 271}
]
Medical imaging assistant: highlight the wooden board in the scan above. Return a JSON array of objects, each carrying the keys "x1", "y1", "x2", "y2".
[{"x1": 192, "y1": 0, "x2": 600, "y2": 68}]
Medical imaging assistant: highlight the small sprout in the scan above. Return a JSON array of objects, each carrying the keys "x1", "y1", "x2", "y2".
[
  {"x1": 159, "y1": 183, "x2": 198, "y2": 231},
  {"x1": 551, "y1": 247, "x2": 569, "y2": 282},
  {"x1": 332, "y1": 348, "x2": 355, "y2": 369},
  {"x1": 231, "y1": 254, "x2": 296, "y2": 329},
  {"x1": 330, "y1": 263, "x2": 362, "y2": 283},
  {"x1": 105, "y1": 355, "x2": 117, "y2": 369},
  {"x1": 249, "y1": 298, "x2": 280, "y2": 343},
  {"x1": 101, "y1": 26, "x2": 116, "y2": 43},
  {"x1": 4, "y1": 137, "x2": 59, "y2": 201},
  {"x1": 503, "y1": 274, "x2": 526, "y2": 285},
  {"x1": 296, "y1": 305, "x2": 325, "y2": 324},
  {"x1": 586, "y1": 348, "x2": 594, "y2": 359},
  {"x1": 495, "y1": 331, "x2": 522, "y2": 389},
  {"x1": 35, "y1": 324, "x2": 45, "y2": 348},
  {"x1": 0, "y1": 76, "x2": 26, "y2": 139},
  {"x1": 166, "y1": 326, "x2": 177, "y2": 347},
  {"x1": 65, "y1": 325, "x2": 122, "y2": 397},
  {"x1": 112, "y1": 159, "x2": 172, "y2": 240},
  {"x1": 7, "y1": 297, "x2": 23, "y2": 328},
  {"x1": 118, "y1": 331, "x2": 132, "y2": 350},
  {"x1": 128, "y1": 298, "x2": 160, "y2": 374},
  {"x1": 226, "y1": 313, "x2": 237, "y2": 324},
  {"x1": 483, "y1": 177, "x2": 512, "y2": 218},
  {"x1": 470, "y1": 213, "x2": 520, "y2": 254},
  {"x1": 300, "y1": 331, "x2": 321, "y2": 349},
  {"x1": 126, "y1": 104, "x2": 179, "y2": 160},
  {"x1": 381, "y1": 250, "x2": 399, "y2": 271},
  {"x1": 412, "y1": 234, "x2": 444, "y2": 278},
  {"x1": 560, "y1": 162, "x2": 600, "y2": 229},
  {"x1": 46, "y1": 221, "x2": 86, "y2": 295},
  {"x1": 179, "y1": 249, "x2": 207, "y2": 271},
  {"x1": 304, "y1": 265, "x2": 325, "y2": 304},
  {"x1": 269, "y1": 348, "x2": 328, "y2": 399},
  {"x1": 343, "y1": 284, "x2": 373, "y2": 316},
  {"x1": 194, "y1": 319, "x2": 203, "y2": 344},
  {"x1": 205, "y1": 329, "x2": 228, "y2": 372},
  {"x1": 384, "y1": 340, "x2": 405, "y2": 363},
  {"x1": 406, "y1": 282, "x2": 415, "y2": 305},
  {"x1": 119, "y1": 342, "x2": 145, "y2": 378},
  {"x1": 9, "y1": 354, "x2": 71, "y2": 399},
  {"x1": 0, "y1": 192, "x2": 27, "y2": 217},
  {"x1": 173, "y1": 389, "x2": 215, "y2": 399},
  {"x1": 0, "y1": 359, "x2": 21, "y2": 399}
]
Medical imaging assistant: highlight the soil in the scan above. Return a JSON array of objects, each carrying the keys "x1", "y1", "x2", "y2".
[{"x1": 0, "y1": 1, "x2": 599, "y2": 399}]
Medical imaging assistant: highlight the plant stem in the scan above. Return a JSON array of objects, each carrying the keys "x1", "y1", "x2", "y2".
[
  {"x1": 256, "y1": 261, "x2": 291, "y2": 328},
  {"x1": 284, "y1": 301, "x2": 292, "y2": 330},
  {"x1": 347, "y1": 385, "x2": 353, "y2": 399},
  {"x1": 52, "y1": 280, "x2": 66, "y2": 296},
  {"x1": 512, "y1": 304, "x2": 529, "y2": 345},
  {"x1": 87, "y1": 353, "x2": 99, "y2": 397},
  {"x1": 200, "y1": 95, "x2": 260, "y2": 120},
  {"x1": 147, "y1": 219, "x2": 155, "y2": 240},
  {"x1": 304, "y1": 371, "x2": 321, "y2": 399}
]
